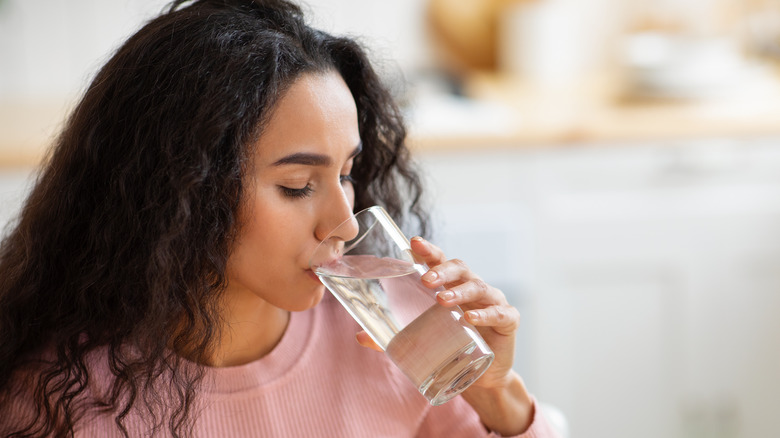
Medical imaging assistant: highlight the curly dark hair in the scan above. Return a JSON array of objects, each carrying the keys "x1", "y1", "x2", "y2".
[{"x1": 0, "y1": 0, "x2": 428, "y2": 436}]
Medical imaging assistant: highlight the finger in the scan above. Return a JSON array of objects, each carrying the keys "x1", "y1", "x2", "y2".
[
  {"x1": 421, "y1": 258, "x2": 477, "y2": 289},
  {"x1": 355, "y1": 331, "x2": 383, "y2": 352},
  {"x1": 410, "y1": 236, "x2": 446, "y2": 268},
  {"x1": 435, "y1": 279, "x2": 507, "y2": 308},
  {"x1": 464, "y1": 305, "x2": 520, "y2": 335}
]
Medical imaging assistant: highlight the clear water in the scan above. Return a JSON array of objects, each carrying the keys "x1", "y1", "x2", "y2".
[
  {"x1": 316, "y1": 255, "x2": 494, "y2": 405},
  {"x1": 315, "y1": 254, "x2": 422, "y2": 349}
]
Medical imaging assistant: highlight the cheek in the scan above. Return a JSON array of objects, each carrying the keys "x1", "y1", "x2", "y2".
[
  {"x1": 229, "y1": 202, "x2": 293, "y2": 276},
  {"x1": 226, "y1": 211, "x2": 301, "y2": 291}
]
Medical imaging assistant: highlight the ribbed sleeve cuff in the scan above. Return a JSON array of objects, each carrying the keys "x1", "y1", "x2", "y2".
[{"x1": 487, "y1": 396, "x2": 562, "y2": 438}]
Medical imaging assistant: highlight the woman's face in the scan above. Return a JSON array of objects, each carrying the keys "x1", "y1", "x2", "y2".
[{"x1": 225, "y1": 71, "x2": 361, "y2": 312}]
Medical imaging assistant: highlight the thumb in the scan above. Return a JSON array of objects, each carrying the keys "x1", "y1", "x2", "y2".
[{"x1": 356, "y1": 331, "x2": 383, "y2": 352}]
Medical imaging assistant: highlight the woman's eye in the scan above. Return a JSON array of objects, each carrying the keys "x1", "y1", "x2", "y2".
[
  {"x1": 279, "y1": 184, "x2": 313, "y2": 199},
  {"x1": 340, "y1": 175, "x2": 354, "y2": 185}
]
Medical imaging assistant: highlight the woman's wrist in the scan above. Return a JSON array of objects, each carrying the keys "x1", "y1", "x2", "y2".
[{"x1": 461, "y1": 370, "x2": 535, "y2": 436}]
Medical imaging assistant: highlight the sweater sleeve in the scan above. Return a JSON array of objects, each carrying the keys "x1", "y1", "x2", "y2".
[{"x1": 416, "y1": 395, "x2": 562, "y2": 438}]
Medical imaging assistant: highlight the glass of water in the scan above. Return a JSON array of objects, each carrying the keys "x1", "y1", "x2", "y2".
[{"x1": 309, "y1": 205, "x2": 494, "y2": 405}]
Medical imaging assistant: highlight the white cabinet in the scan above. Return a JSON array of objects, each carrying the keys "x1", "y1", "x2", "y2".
[{"x1": 417, "y1": 137, "x2": 780, "y2": 438}]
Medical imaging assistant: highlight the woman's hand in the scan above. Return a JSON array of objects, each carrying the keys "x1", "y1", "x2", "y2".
[
  {"x1": 355, "y1": 236, "x2": 535, "y2": 435},
  {"x1": 353, "y1": 236, "x2": 520, "y2": 377},
  {"x1": 410, "y1": 236, "x2": 519, "y2": 391},
  {"x1": 412, "y1": 236, "x2": 534, "y2": 436}
]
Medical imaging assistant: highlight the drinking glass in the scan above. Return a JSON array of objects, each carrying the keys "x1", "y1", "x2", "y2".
[{"x1": 310, "y1": 205, "x2": 494, "y2": 405}]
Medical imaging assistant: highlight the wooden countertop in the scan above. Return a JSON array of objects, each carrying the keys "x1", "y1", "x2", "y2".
[
  {"x1": 409, "y1": 71, "x2": 780, "y2": 151},
  {"x1": 4, "y1": 71, "x2": 780, "y2": 168},
  {"x1": 0, "y1": 98, "x2": 69, "y2": 168}
]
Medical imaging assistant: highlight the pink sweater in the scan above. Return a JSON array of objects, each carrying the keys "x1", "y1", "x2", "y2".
[{"x1": 5, "y1": 294, "x2": 559, "y2": 437}]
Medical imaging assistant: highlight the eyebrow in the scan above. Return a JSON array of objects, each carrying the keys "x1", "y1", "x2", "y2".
[{"x1": 272, "y1": 142, "x2": 362, "y2": 167}]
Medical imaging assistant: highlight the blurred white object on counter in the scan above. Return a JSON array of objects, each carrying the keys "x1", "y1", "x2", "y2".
[
  {"x1": 621, "y1": 32, "x2": 773, "y2": 100},
  {"x1": 404, "y1": 92, "x2": 518, "y2": 140}
]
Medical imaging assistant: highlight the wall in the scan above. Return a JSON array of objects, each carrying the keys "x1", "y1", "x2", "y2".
[{"x1": 0, "y1": 0, "x2": 427, "y2": 102}]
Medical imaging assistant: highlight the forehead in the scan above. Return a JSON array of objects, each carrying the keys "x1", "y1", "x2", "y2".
[{"x1": 252, "y1": 71, "x2": 360, "y2": 167}]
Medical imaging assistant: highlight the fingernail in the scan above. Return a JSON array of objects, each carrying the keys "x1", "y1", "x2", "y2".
[
  {"x1": 438, "y1": 290, "x2": 455, "y2": 301},
  {"x1": 421, "y1": 270, "x2": 438, "y2": 283},
  {"x1": 411, "y1": 236, "x2": 424, "y2": 243},
  {"x1": 467, "y1": 310, "x2": 481, "y2": 322}
]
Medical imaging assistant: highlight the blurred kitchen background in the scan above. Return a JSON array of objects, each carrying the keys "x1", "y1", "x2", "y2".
[{"x1": 3, "y1": 0, "x2": 780, "y2": 437}]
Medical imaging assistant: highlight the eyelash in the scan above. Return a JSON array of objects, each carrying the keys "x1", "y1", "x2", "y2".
[
  {"x1": 280, "y1": 175, "x2": 354, "y2": 199},
  {"x1": 280, "y1": 184, "x2": 314, "y2": 199}
]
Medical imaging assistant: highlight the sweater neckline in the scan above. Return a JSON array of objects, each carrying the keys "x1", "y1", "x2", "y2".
[{"x1": 199, "y1": 305, "x2": 317, "y2": 394}]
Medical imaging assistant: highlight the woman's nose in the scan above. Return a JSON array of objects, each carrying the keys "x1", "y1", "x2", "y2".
[{"x1": 314, "y1": 186, "x2": 358, "y2": 243}]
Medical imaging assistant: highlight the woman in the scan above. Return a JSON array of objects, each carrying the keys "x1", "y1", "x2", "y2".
[{"x1": 0, "y1": 1, "x2": 559, "y2": 436}]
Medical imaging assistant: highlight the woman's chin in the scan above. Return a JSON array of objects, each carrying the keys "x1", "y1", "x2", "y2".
[{"x1": 290, "y1": 285, "x2": 327, "y2": 312}]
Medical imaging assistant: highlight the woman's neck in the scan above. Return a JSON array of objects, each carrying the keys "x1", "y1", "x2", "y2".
[{"x1": 209, "y1": 287, "x2": 291, "y2": 367}]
